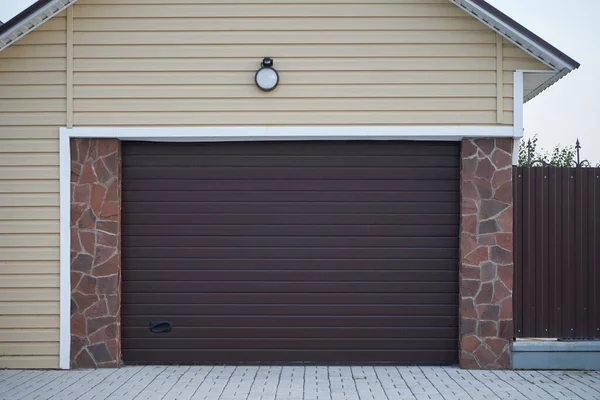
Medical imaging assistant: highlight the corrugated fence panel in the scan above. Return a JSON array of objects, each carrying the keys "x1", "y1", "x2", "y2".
[{"x1": 514, "y1": 167, "x2": 600, "y2": 339}]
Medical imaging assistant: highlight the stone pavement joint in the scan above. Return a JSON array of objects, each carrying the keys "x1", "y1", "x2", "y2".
[{"x1": 1, "y1": 366, "x2": 599, "y2": 400}]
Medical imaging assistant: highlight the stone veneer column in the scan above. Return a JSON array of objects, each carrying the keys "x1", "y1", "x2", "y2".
[
  {"x1": 460, "y1": 138, "x2": 514, "y2": 369},
  {"x1": 70, "y1": 138, "x2": 122, "y2": 368}
]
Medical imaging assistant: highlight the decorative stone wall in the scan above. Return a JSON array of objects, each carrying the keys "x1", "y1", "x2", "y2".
[
  {"x1": 70, "y1": 138, "x2": 122, "y2": 368},
  {"x1": 460, "y1": 138, "x2": 514, "y2": 369}
]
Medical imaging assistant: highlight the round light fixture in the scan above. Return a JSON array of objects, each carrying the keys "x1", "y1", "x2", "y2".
[{"x1": 255, "y1": 57, "x2": 279, "y2": 92}]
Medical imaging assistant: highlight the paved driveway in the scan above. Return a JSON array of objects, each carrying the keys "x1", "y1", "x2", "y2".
[{"x1": 1, "y1": 366, "x2": 599, "y2": 400}]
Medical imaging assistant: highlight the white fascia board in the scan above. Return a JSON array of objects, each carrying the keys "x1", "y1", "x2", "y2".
[
  {"x1": 0, "y1": 0, "x2": 78, "y2": 52},
  {"x1": 61, "y1": 126, "x2": 516, "y2": 141},
  {"x1": 449, "y1": 0, "x2": 573, "y2": 72}
]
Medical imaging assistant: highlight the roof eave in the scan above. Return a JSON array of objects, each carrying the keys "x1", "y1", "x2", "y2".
[
  {"x1": 449, "y1": 0, "x2": 580, "y2": 72},
  {"x1": 524, "y1": 68, "x2": 571, "y2": 103},
  {"x1": 0, "y1": 0, "x2": 77, "y2": 52}
]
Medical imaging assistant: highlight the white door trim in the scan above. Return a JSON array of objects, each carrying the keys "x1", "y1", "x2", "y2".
[{"x1": 58, "y1": 124, "x2": 515, "y2": 369}]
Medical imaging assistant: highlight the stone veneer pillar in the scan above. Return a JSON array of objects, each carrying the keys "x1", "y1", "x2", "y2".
[
  {"x1": 459, "y1": 138, "x2": 514, "y2": 369},
  {"x1": 70, "y1": 138, "x2": 122, "y2": 368}
]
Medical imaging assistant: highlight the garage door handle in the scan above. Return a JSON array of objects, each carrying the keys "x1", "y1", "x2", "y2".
[{"x1": 149, "y1": 321, "x2": 172, "y2": 333}]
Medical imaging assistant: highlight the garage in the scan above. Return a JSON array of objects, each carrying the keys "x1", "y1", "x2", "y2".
[{"x1": 121, "y1": 141, "x2": 460, "y2": 364}]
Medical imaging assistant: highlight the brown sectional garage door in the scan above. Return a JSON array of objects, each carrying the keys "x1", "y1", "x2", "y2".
[{"x1": 121, "y1": 141, "x2": 460, "y2": 364}]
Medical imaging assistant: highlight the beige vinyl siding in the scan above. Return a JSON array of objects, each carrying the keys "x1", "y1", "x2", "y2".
[
  {"x1": 71, "y1": 0, "x2": 508, "y2": 126},
  {"x1": 0, "y1": 13, "x2": 65, "y2": 369}
]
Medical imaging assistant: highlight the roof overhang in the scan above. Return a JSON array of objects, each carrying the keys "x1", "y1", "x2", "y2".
[
  {"x1": 0, "y1": 0, "x2": 77, "y2": 52},
  {"x1": 449, "y1": 0, "x2": 580, "y2": 102},
  {"x1": 0, "y1": 0, "x2": 580, "y2": 103}
]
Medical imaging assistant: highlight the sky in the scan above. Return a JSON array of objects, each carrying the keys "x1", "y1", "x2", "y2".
[{"x1": 0, "y1": 0, "x2": 598, "y2": 163}]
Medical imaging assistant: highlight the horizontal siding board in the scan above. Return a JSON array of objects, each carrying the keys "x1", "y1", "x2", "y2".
[
  {"x1": 0, "y1": 214, "x2": 59, "y2": 235},
  {"x1": 75, "y1": 98, "x2": 497, "y2": 112},
  {"x1": 6, "y1": 31, "x2": 66, "y2": 46},
  {"x1": 0, "y1": 154, "x2": 58, "y2": 167},
  {"x1": 74, "y1": 71, "x2": 498, "y2": 85},
  {"x1": 0, "y1": 316, "x2": 59, "y2": 329},
  {"x1": 0, "y1": 302, "x2": 59, "y2": 315},
  {"x1": 504, "y1": 58, "x2": 550, "y2": 71},
  {"x1": 0, "y1": 194, "x2": 59, "y2": 207},
  {"x1": 0, "y1": 167, "x2": 60, "y2": 180},
  {"x1": 74, "y1": 17, "x2": 484, "y2": 32},
  {"x1": 0, "y1": 86, "x2": 67, "y2": 99},
  {"x1": 0, "y1": 330, "x2": 59, "y2": 342},
  {"x1": 0, "y1": 275, "x2": 60, "y2": 287},
  {"x1": 75, "y1": 84, "x2": 498, "y2": 99},
  {"x1": 0, "y1": 114, "x2": 66, "y2": 126},
  {"x1": 74, "y1": 111, "x2": 498, "y2": 125},
  {"x1": 0, "y1": 356, "x2": 58, "y2": 369},
  {"x1": 33, "y1": 17, "x2": 66, "y2": 31},
  {"x1": 0, "y1": 261, "x2": 59, "y2": 275},
  {"x1": 0, "y1": 343, "x2": 58, "y2": 356},
  {"x1": 73, "y1": 4, "x2": 469, "y2": 18},
  {"x1": 0, "y1": 140, "x2": 59, "y2": 153},
  {"x1": 0, "y1": 289, "x2": 59, "y2": 302},
  {"x1": 73, "y1": 31, "x2": 496, "y2": 45},
  {"x1": 0, "y1": 234, "x2": 59, "y2": 247},
  {"x1": 74, "y1": 43, "x2": 497, "y2": 59},
  {"x1": 73, "y1": 58, "x2": 497, "y2": 72},
  {"x1": 0, "y1": 181, "x2": 59, "y2": 193},
  {"x1": 0, "y1": 73, "x2": 66, "y2": 86},
  {"x1": 0, "y1": 248, "x2": 59, "y2": 261},
  {"x1": 0, "y1": 59, "x2": 66, "y2": 72},
  {"x1": 1, "y1": 44, "x2": 67, "y2": 59}
]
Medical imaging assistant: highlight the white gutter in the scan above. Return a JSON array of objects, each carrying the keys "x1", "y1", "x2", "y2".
[{"x1": 0, "y1": 0, "x2": 78, "y2": 52}]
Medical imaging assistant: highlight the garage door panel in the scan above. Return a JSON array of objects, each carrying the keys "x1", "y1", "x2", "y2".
[
  {"x1": 123, "y1": 315, "x2": 458, "y2": 328},
  {"x1": 121, "y1": 304, "x2": 458, "y2": 317},
  {"x1": 124, "y1": 349, "x2": 458, "y2": 364},
  {"x1": 121, "y1": 141, "x2": 459, "y2": 364},
  {"x1": 122, "y1": 338, "x2": 459, "y2": 351},
  {"x1": 123, "y1": 269, "x2": 457, "y2": 283},
  {"x1": 123, "y1": 236, "x2": 458, "y2": 249},
  {"x1": 123, "y1": 281, "x2": 458, "y2": 294},
  {"x1": 122, "y1": 259, "x2": 458, "y2": 271},
  {"x1": 124, "y1": 141, "x2": 460, "y2": 157},
  {"x1": 123, "y1": 190, "x2": 459, "y2": 203},
  {"x1": 123, "y1": 213, "x2": 460, "y2": 226},
  {"x1": 123, "y1": 166, "x2": 459, "y2": 180},
  {"x1": 123, "y1": 247, "x2": 457, "y2": 259},
  {"x1": 123, "y1": 326, "x2": 458, "y2": 340},
  {"x1": 124, "y1": 179, "x2": 459, "y2": 192},
  {"x1": 124, "y1": 202, "x2": 459, "y2": 215},
  {"x1": 123, "y1": 293, "x2": 458, "y2": 306},
  {"x1": 123, "y1": 224, "x2": 459, "y2": 237},
  {"x1": 124, "y1": 155, "x2": 460, "y2": 168}
]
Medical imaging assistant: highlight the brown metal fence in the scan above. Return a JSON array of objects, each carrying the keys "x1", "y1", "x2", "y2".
[{"x1": 514, "y1": 167, "x2": 600, "y2": 339}]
